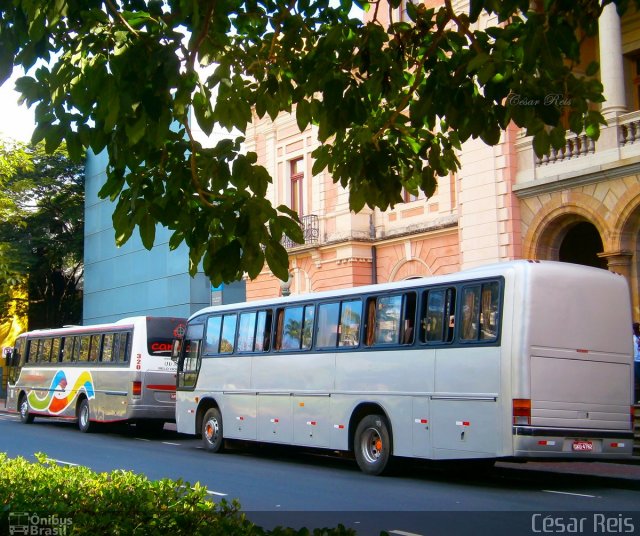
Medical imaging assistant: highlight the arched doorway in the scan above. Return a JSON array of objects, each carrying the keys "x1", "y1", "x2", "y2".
[{"x1": 558, "y1": 221, "x2": 607, "y2": 269}]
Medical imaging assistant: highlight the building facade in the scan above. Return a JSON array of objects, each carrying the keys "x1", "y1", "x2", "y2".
[
  {"x1": 82, "y1": 2, "x2": 640, "y2": 323},
  {"x1": 244, "y1": 1, "x2": 640, "y2": 323},
  {"x1": 83, "y1": 150, "x2": 245, "y2": 325}
]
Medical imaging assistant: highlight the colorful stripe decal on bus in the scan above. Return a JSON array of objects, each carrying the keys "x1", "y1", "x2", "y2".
[{"x1": 27, "y1": 370, "x2": 96, "y2": 414}]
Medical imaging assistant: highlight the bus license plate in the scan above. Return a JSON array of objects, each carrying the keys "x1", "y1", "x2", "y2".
[
  {"x1": 171, "y1": 393, "x2": 176, "y2": 401},
  {"x1": 572, "y1": 440, "x2": 593, "y2": 452}
]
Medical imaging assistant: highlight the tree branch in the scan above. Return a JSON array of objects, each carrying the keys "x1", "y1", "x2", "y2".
[{"x1": 104, "y1": 0, "x2": 139, "y2": 36}]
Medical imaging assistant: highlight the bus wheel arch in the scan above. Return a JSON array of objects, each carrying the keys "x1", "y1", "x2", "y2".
[
  {"x1": 349, "y1": 403, "x2": 394, "y2": 475},
  {"x1": 18, "y1": 392, "x2": 34, "y2": 424}
]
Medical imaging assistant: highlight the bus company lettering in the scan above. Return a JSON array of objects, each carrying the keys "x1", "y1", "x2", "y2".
[
  {"x1": 151, "y1": 342, "x2": 173, "y2": 353},
  {"x1": 531, "y1": 514, "x2": 635, "y2": 533},
  {"x1": 136, "y1": 353, "x2": 142, "y2": 370}
]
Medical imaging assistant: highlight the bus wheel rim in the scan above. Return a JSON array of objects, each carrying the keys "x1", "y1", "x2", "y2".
[
  {"x1": 361, "y1": 428, "x2": 382, "y2": 463},
  {"x1": 205, "y1": 419, "x2": 219, "y2": 442}
]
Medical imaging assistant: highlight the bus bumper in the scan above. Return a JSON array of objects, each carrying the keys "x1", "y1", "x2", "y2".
[
  {"x1": 128, "y1": 404, "x2": 175, "y2": 422},
  {"x1": 512, "y1": 427, "x2": 634, "y2": 458}
]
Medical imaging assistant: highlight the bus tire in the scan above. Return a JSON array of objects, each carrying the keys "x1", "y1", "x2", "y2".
[
  {"x1": 77, "y1": 399, "x2": 93, "y2": 433},
  {"x1": 354, "y1": 414, "x2": 392, "y2": 475},
  {"x1": 202, "y1": 408, "x2": 224, "y2": 453},
  {"x1": 19, "y1": 394, "x2": 34, "y2": 424}
]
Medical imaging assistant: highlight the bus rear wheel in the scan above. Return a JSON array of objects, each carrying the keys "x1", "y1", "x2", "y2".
[
  {"x1": 354, "y1": 414, "x2": 391, "y2": 475},
  {"x1": 19, "y1": 394, "x2": 34, "y2": 424},
  {"x1": 202, "y1": 408, "x2": 224, "y2": 452},
  {"x1": 77, "y1": 399, "x2": 94, "y2": 433}
]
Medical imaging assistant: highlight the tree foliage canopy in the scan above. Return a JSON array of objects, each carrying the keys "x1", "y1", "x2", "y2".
[
  {"x1": 1, "y1": 0, "x2": 637, "y2": 284},
  {"x1": 0, "y1": 140, "x2": 84, "y2": 328}
]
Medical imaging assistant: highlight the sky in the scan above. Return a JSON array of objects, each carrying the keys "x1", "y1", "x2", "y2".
[{"x1": 0, "y1": 69, "x2": 36, "y2": 143}]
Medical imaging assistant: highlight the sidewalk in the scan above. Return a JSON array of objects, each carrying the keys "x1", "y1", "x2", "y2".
[{"x1": 2, "y1": 398, "x2": 640, "y2": 481}]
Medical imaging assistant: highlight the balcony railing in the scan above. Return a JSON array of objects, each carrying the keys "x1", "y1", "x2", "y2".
[
  {"x1": 619, "y1": 114, "x2": 640, "y2": 146},
  {"x1": 281, "y1": 214, "x2": 319, "y2": 249},
  {"x1": 516, "y1": 110, "x2": 640, "y2": 188},
  {"x1": 535, "y1": 133, "x2": 595, "y2": 166}
]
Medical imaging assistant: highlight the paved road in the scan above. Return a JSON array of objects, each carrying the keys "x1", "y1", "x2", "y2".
[{"x1": 1, "y1": 413, "x2": 640, "y2": 535}]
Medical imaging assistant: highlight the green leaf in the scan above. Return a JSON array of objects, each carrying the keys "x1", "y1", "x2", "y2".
[
  {"x1": 264, "y1": 240, "x2": 290, "y2": 281},
  {"x1": 138, "y1": 212, "x2": 156, "y2": 250},
  {"x1": 193, "y1": 88, "x2": 215, "y2": 136},
  {"x1": 532, "y1": 130, "x2": 551, "y2": 158},
  {"x1": 296, "y1": 99, "x2": 311, "y2": 131},
  {"x1": 585, "y1": 61, "x2": 599, "y2": 77},
  {"x1": 125, "y1": 114, "x2": 146, "y2": 145}
]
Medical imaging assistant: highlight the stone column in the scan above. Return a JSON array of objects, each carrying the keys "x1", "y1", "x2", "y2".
[
  {"x1": 598, "y1": 250, "x2": 633, "y2": 285},
  {"x1": 599, "y1": 3, "x2": 627, "y2": 119}
]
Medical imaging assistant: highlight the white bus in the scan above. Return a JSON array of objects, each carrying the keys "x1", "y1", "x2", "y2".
[
  {"x1": 5, "y1": 316, "x2": 186, "y2": 433},
  {"x1": 174, "y1": 261, "x2": 635, "y2": 475}
]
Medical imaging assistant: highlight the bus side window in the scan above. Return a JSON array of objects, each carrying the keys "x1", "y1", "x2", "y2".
[
  {"x1": 444, "y1": 288, "x2": 456, "y2": 342},
  {"x1": 78, "y1": 336, "x2": 91, "y2": 362},
  {"x1": 41, "y1": 339, "x2": 53, "y2": 363},
  {"x1": 124, "y1": 332, "x2": 132, "y2": 362},
  {"x1": 316, "y1": 302, "x2": 339, "y2": 349},
  {"x1": 402, "y1": 293, "x2": 417, "y2": 345},
  {"x1": 280, "y1": 306, "x2": 305, "y2": 351},
  {"x1": 237, "y1": 312, "x2": 257, "y2": 352},
  {"x1": 367, "y1": 295, "x2": 401, "y2": 346},
  {"x1": 274, "y1": 310, "x2": 284, "y2": 350},
  {"x1": 113, "y1": 333, "x2": 125, "y2": 362},
  {"x1": 338, "y1": 300, "x2": 361, "y2": 347},
  {"x1": 302, "y1": 305, "x2": 315, "y2": 349},
  {"x1": 421, "y1": 288, "x2": 456, "y2": 344},
  {"x1": 220, "y1": 314, "x2": 237, "y2": 354},
  {"x1": 459, "y1": 282, "x2": 501, "y2": 343},
  {"x1": 51, "y1": 337, "x2": 62, "y2": 363},
  {"x1": 72, "y1": 336, "x2": 82, "y2": 362},
  {"x1": 365, "y1": 293, "x2": 414, "y2": 346},
  {"x1": 480, "y1": 282, "x2": 500, "y2": 340},
  {"x1": 204, "y1": 316, "x2": 222, "y2": 355},
  {"x1": 62, "y1": 337, "x2": 76, "y2": 363},
  {"x1": 28, "y1": 340, "x2": 37, "y2": 362},
  {"x1": 102, "y1": 334, "x2": 114, "y2": 363},
  {"x1": 88, "y1": 335, "x2": 101, "y2": 362},
  {"x1": 254, "y1": 310, "x2": 272, "y2": 352}
]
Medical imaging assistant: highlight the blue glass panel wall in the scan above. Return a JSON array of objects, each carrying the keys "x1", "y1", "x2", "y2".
[{"x1": 83, "y1": 150, "x2": 245, "y2": 324}]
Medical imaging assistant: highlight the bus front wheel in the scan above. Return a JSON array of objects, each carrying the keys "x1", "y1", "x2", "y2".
[
  {"x1": 354, "y1": 414, "x2": 391, "y2": 475},
  {"x1": 202, "y1": 408, "x2": 224, "y2": 452},
  {"x1": 77, "y1": 399, "x2": 93, "y2": 433},
  {"x1": 19, "y1": 395, "x2": 34, "y2": 424}
]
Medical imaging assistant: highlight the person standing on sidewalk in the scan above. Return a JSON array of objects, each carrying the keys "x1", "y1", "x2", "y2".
[{"x1": 634, "y1": 322, "x2": 640, "y2": 403}]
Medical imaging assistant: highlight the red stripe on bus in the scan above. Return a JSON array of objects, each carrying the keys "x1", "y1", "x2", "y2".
[{"x1": 146, "y1": 384, "x2": 176, "y2": 391}]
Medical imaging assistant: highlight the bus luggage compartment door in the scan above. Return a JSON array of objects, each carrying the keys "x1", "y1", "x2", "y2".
[{"x1": 431, "y1": 398, "x2": 499, "y2": 457}]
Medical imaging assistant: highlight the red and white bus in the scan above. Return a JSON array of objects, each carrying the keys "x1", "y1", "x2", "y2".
[{"x1": 5, "y1": 316, "x2": 186, "y2": 433}]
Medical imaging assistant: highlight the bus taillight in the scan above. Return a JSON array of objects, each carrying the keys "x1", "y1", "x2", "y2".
[
  {"x1": 132, "y1": 381, "x2": 142, "y2": 397},
  {"x1": 513, "y1": 399, "x2": 531, "y2": 425}
]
